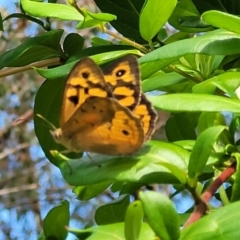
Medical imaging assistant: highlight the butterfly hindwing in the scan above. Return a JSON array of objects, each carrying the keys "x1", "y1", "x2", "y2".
[
  {"x1": 103, "y1": 55, "x2": 157, "y2": 141},
  {"x1": 133, "y1": 93, "x2": 158, "y2": 140},
  {"x1": 56, "y1": 97, "x2": 144, "y2": 155}
]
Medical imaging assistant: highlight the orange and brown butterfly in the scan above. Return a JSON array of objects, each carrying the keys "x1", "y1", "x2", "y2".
[{"x1": 50, "y1": 55, "x2": 157, "y2": 155}]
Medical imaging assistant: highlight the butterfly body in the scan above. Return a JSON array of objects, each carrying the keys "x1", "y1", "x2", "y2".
[{"x1": 49, "y1": 55, "x2": 157, "y2": 156}]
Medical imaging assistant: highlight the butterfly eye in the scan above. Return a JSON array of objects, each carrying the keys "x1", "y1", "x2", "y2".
[
  {"x1": 116, "y1": 69, "x2": 126, "y2": 77},
  {"x1": 82, "y1": 72, "x2": 89, "y2": 78},
  {"x1": 122, "y1": 129, "x2": 129, "y2": 136}
]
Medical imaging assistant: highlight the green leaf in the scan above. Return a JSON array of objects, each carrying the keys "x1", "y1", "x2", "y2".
[
  {"x1": 120, "y1": 182, "x2": 146, "y2": 195},
  {"x1": 139, "y1": 0, "x2": 177, "y2": 42},
  {"x1": 180, "y1": 201, "x2": 240, "y2": 240},
  {"x1": 63, "y1": 33, "x2": 85, "y2": 58},
  {"x1": 193, "y1": 72, "x2": 240, "y2": 97},
  {"x1": 76, "y1": 8, "x2": 116, "y2": 29},
  {"x1": 188, "y1": 126, "x2": 227, "y2": 179},
  {"x1": 3, "y1": 13, "x2": 48, "y2": 31},
  {"x1": 125, "y1": 201, "x2": 143, "y2": 240},
  {"x1": 149, "y1": 94, "x2": 240, "y2": 113},
  {"x1": 73, "y1": 180, "x2": 113, "y2": 200},
  {"x1": 140, "y1": 191, "x2": 180, "y2": 240},
  {"x1": 0, "y1": 29, "x2": 64, "y2": 69},
  {"x1": 0, "y1": 13, "x2": 3, "y2": 31},
  {"x1": 139, "y1": 29, "x2": 240, "y2": 78},
  {"x1": 95, "y1": 195, "x2": 130, "y2": 225},
  {"x1": 34, "y1": 77, "x2": 82, "y2": 166},
  {"x1": 140, "y1": 72, "x2": 186, "y2": 92},
  {"x1": 68, "y1": 222, "x2": 155, "y2": 240},
  {"x1": 158, "y1": 162, "x2": 187, "y2": 184},
  {"x1": 21, "y1": 0, "x2": 84, "y2": 21},
  {"x1": 168, "y1": 0, "x2": 212, "y2": 32},
  {"x1": 197, "y1": 112, "x2": 226, "y2": 134},
  {"x1": 53, "y1": 141, "x2": 189, "y2": 186},
  {"x1": 177, "y1": 16, "x2": 211, "y2": 28},
  {"x1": 230, "y1": 153, "x2": 240, "y2": 202},
  {"x1": 192, "y1": 0, "x2": 240, "y2": 15},
  {"x1": 91, "y1": 37, "x2": 113, "y2": 46},
  {"x1": 43, "y1": 200, "x2": 70, "y2": 240},
  {"x1": 36, "y1": 49, "x2": 141, "y2": 79},
  {"x1": 165, "y1": 113, "x2": 199, "y2": 141},
  {"x1": 94, "y1": 0, "x2": 146, "y2": 43},
  {"x1": 202, "y1": 10, "x2": 240, "y2": 35}
]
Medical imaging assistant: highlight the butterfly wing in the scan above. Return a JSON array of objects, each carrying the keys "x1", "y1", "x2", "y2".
[
  {"x1": 60, "y1": 58, "x2": 112, "y2": 127},
  {"x1": 61, "y1": 97, "x2": 144, "y2": 155},
  {"x1": 133, "y1": 93, "x2": 158, "y2": 140},
  {"x1": 103, "y1": 55, "x2": 141, "y2": 111},
  {"x1": 103, "y1": 55, "x2": 157, "y2": 140}
]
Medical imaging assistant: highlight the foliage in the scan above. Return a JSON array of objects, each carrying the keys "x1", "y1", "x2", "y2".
[{"x1": 2, "y1": 0, "x2": 240, "y2": 239}]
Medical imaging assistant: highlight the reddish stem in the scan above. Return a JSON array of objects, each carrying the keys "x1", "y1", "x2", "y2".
[{"x1": 184, "y1": 162, "x2": 236, "y2": 228}]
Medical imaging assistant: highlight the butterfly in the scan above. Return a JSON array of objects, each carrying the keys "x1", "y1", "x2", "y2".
[{"x1": 50, "y1": 55, "x2": 157, "y2": 155}]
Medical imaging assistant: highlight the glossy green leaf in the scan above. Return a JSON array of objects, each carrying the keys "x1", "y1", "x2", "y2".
[
  {"x1": 21, "y1": 0, "x2": 84, "y2": 21},
  {"x1": 91, "y1": 37, "x2": 113, "y2": 46},
  {"x1": 140, "y1": 191, "x2": 180, "y2": 240},
  {"x1": 177, "y1": 16, "x2": 210, "y2": 28},
  {"x1": 125, "y1": 201, "x2": 143, "y2": 240},
  {"x1": 197, "y1": 112, "x2": 226, "y2": 135},
  {"x1": 202, "y1": 10, "x2": 240, "y2": 35},
  {"x1": 192, "y1": 72, "x2": 240, "y2": 98},
  {"x1": 164, "y1": 31, "x2": 192, "y2": 44},
  {"x1": 95, "y1": 195, "x2": 130, "y2": 225},
  {"x1": 68, "y1": 222, "x2": 155, "y2": 240},
  {"x1": 158, "y1": 162, "x2": 187, "y2": 184},
  {"x1": 230, "y1": 153, "x2": 240, "y2": 202},
  {"x1": 192, "y1": 0, "x2": 240, "y2": 15},
  {"x1": 142, "y1": 72, "x2": 186, "y2": 92},
  {"x1": 188, "y1": 126, "x2": 227, "y2": 179},
  {"x1": 165, "y1": 113, "x2": 199, "y2": 141},
  {"x1": 34, "y1": 77, "x2": 82, "y2": 165},
  {"x1": 0, "y1": 29, "x2": 64, "y2": 69},
  {"x1": 139, "y1": 29, "x2": 240, "y2": 78},
  {"x1": 180, "y1": 201, "x2": 240, "y2": 240},
  {"x1": 120, "y1": 182, "x2": 146, "y2": 195},
  {"x1": 0, "y1": 13, "x2": 3, "y2": 31},
  {"x1": 168, "y1": 0, "x2": 212, "y2": 32},
  {"x1": 76, "y1": 8, "x2": 116, "y2": 29},
  {"x1": 94, "y1": 0, "x2": 146, "y2": 43},
  {"x1": 50, "y1": 141, "x2": 189, "y2": 186},
  {"x1": 3, "y1": 13, "x2": 48, "y2": 31},
  {"x1": 43, "y1": 200, "x2": 70, "y2": 240},
  {"x1": 63, "y1": 33, "x2": 85, "y2": 58},
  {"x1": 139, "y1": 0, "x2": 177, "y2": 42},
  {"x1": 73, "y1": 180, "x2": 113, "y2": 200},
  {"x1": 36, "y1": 49, "x2": 141, "y2": 79},
  {"x1": 149, "y1": 94, "x2": 240, "y2": 113}
]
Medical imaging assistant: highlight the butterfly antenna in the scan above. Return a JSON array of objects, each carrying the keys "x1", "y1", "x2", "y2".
[{"x1": 36, "y1": 114, "x2": 57, "y2": 130}]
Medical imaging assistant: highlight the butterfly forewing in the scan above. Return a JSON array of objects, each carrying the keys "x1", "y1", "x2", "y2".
[
  {"x1": 60, "y1": 58, "x2": 112, "y2": 127},
  {"x1": 103, "y1": 55, "x2": 141, "y2": 111}
]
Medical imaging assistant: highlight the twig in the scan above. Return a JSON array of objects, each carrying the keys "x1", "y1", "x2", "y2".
[
  {"x1": 0, "y1": 183, "x2": 38, "y2": 196},
  {"x1": 0, "y1": 109, "x2": 33, "y2": 138},
  {"x1": 0, "y1": 57, "x2": 62, "y2": 78},
  {"x1": 0, "y1": 143, "x2": 30, "y2": 160},
  {"x1": 103, "y1": 28, "x2": 149, "y2": 54},
  {"x1": 184, "y1": 162, "x2": 236, "y2": 228}
]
